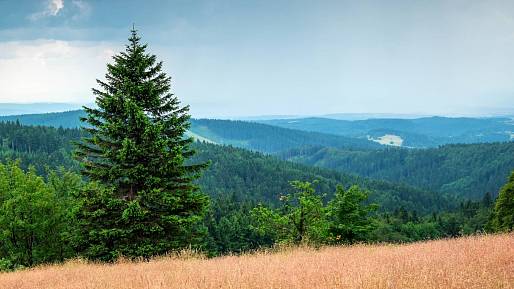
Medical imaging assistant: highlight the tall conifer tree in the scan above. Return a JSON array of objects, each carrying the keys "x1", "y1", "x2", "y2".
[{"x1": 75, "y1": 28, "x2": 208, "y2": 260}]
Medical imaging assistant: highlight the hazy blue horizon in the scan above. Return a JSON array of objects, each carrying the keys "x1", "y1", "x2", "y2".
[
  {"x1": 2, "y1": 1, "x2": 514, "y2": 117},
  {"x1": 0, "y1": 102, "x2": 512, "y2": 120}
]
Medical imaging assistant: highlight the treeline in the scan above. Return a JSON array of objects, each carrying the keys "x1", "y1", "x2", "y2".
[
  {"x1": 2, "y1": 162, "x2": 509, "y2": 268},
  {"x1": 280, "y1": 142, "x2": 514, "y2": 199},
  {"x1": 0, "y1": 121, "x2": 84, "y2": 154},
  {"x1": 205, "y1": 183, "x2": 501, "y2": 255},
  {"x1": 0, "y1": 165, "x2": 376, "y2": 267}
]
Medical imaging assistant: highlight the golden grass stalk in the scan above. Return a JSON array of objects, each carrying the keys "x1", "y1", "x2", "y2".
[{"x1": 1, "y1": 233, "x2": 513, "y2": 289}]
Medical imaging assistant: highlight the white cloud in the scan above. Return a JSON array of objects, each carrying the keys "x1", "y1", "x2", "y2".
[
  {"x1": 0, "y1": 40, "x2": 115, "y2": 103},
  {"x1": 71, "y1": 0, "x2": 91, "y2": 20},
  {"x1": 48, "y1": 0, "x2": 64, "y2": 16},
  {"x1": 29, "y1": 0, "x2": 65, "y2": 21}
]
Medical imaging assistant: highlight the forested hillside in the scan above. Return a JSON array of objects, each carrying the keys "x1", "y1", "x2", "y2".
[
  {"x1": 0, "y1": 111, "x2": 382, "y2": 152},
  {"x1": 191, "y1": 142, "x2": 449, "y2": 212},
  {"x1": 0, "y1": 120, "x2": 447, "y2": 213},
  {"x1": 189, "y1": 119, "x2": 381, "y2": 152},
  {"x1": 3, "y1": 110, "x2": 513, "y2": 150},
  {"x1": 0, "y1": 121, "x2": 82, "y2": 172},
  {"x1": 259, "y1": 117, "x2": 514, "y2": 147},
  {"x1": 1, "y1": 113, "x2": 512, "y2": 202},
  {"x1": 281, "y1": 143, "x2": 514, "y2": 199},
  {"x1": 0, "y1": 110, "x2": 87, "y2": 128}
]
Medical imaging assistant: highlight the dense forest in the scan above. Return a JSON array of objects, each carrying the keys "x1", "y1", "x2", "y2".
[
  {"x1": 280, "y1": 143, "x2": 514, "y2": 199},
  {"x1": 0, "y1": 120, "x2": 449, "y2": 213},
  {"x1": 2, "y1": 111, "x2": 513, "y2": 201},
  {"x1": 0, "y1": 110, "x2": 87, "y2": 129},
  {"x1": 192, "y1": 142, "x2": 451, "y2": 212},
  {"x1": 189, "y1": 119, "x2": 381, "y2": 152}
]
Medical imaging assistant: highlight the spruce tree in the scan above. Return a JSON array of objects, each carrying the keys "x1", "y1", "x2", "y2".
[{"x1": 75, "y1": 28, "x2": 208, "y2": 260}]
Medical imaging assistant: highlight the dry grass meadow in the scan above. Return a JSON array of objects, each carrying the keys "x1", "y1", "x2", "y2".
[{"x1": 1, "y1": 234, "x2": 513, "y2": 289}]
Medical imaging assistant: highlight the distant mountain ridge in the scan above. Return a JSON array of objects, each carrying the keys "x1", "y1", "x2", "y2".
[
  {"x1": 258, "y1": 117, "x2": 514, "y2": 147},
  {"x1": 0, "y1": 110, "x2": 87, "y2": 128},
  {"x1": 0, "y1": 103, "x2": 86, "y2": 116},
  {"x1": 0, "y1": 110, "x2": 383, "y2": 152},
  {"x1": 1, "y1": 110, "x2": 513, "y2": 149}
]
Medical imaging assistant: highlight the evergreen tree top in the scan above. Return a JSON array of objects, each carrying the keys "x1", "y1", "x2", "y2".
[{"x1": 75, "y1": 27, "x2": 206, "y2": 199}]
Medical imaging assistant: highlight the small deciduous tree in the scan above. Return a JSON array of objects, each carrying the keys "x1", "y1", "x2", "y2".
[
  {"x1": 490, "y1": 171, "x2": 514, "y2": 232},
  {"x1": 0, "y1": 162, "x2": 80, "y2": 270},
  {"x1": 251, "y1": 182, "x2": 378, "y2": 246},
  {"x1": 326, "y1": 185, "x2": 377, "y2": 244},
  {"x1": 251, "y1": 181, "x2": 328, "y2": 245}
]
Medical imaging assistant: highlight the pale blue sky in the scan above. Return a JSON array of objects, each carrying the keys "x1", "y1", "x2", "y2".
[{"x1": 1, "y1": 0, "x2": 514, "y2": 117}]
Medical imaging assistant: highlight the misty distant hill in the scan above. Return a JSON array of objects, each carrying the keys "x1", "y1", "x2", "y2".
[
  {"x1": 0, "y1": 110, "x2": 87, "y2": 128},
  {"x1": 0, "y1": 110, "x2": 382, "y2": 152},
  {"x1": 1, "y1": 110, "x2": 513, "y2": 149},
  {"x1": 188, "y1": 119, "x2": 381, "y2": 153},
  {"x1": 0, "y1": 103, "x2": 85, "y2": 116},
  {"x1": 258, "y1": 117, "x2": 514, "y2": 147}
]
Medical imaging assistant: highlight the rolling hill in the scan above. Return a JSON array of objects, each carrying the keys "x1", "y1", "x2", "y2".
[
  {"x1": 0, "y1": 103, "x2": 84, "y2": 116},
  {"x1": 0, "y1": 120, "x2": 448, "y2": 213},
  {"x1": 0, "y1": 110, "x2": 512, "y2": 201},
  {"x1": 3, "y1": 110, "x2": 513, "y2": 149},
  {"x1": 0, "y1": 110, "x2": 383, "y2": 152},
  {"x1": 189, "y1": 119, "x2": 381, "y2": 152},
  {"x1": 258, "y1": 116, "x2": 514, "y2": 148},
  {"x1": 280, "y1": 142, "x2": 514, "y2": 199}
]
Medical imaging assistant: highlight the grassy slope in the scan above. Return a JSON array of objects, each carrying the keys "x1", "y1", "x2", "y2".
[{"x1": 1, "y1": 234, "x2": 512, "y2": 289}]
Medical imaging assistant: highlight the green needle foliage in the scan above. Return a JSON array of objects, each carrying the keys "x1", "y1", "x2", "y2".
[{"x1": 74, "y1": 28, "x2": 208, "y2": 261}]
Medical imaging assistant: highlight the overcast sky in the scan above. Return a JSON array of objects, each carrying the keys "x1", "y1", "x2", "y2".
[{"x1": 1, "y1": 0, "x2": 514, "y2": 117}]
